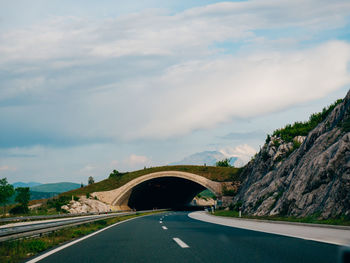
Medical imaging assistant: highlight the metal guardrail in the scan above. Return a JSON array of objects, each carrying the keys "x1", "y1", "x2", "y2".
[
  {"x1": 0, "y1": 209, "x2": 167, "y2": 242},
  {"x1": 0, "y1": 210, "x2": 132, "y2": 223}
]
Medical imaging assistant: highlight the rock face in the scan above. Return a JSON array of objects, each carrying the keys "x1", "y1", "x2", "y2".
[
  {"x1": 192, "y1": 197, "x2": 216, "y2": 206},
  {"x1": 234, "y1": 90, "x2": 350, "y2": 219},
  {"x1": 61, "y1": 196, "x2": 112, "y2": 213}
]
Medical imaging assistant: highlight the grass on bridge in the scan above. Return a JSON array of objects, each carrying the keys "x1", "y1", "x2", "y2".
[{"x1": 62, "y1": 165, "x2": 242, "y2": 198}]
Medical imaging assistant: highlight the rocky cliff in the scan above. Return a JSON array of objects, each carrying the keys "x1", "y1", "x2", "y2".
[{"x1": 234, "y1": 90, "x2": 350, "y2": 219}]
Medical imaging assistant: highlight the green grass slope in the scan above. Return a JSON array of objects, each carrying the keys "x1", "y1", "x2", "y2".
[
  {"x1": 62, "y1": 165, "x2": 242, "y2": 197},
  {"x1": 31, "y1": 182, "x2": 80, "y2": 193}
]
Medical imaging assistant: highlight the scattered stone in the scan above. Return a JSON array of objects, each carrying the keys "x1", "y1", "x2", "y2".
[{"x1": 61, "y1": 196, "x2": 113, "y2": 213}]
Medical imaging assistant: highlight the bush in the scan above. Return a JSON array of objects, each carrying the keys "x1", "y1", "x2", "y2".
[
  {"x1": 272, "y1": 99, "x2": 342, "y2": 142},
  {"x1": 47, "y1": 196, "x2": 70, "y2": 212},
  {"x1": 27, "y1": 240, "x2": 47, "y2": 253},
  {"x1": 229, "y1": 202, "x2": 243, "y2": 211},
  {"x1": 222, "y1": 186, "x2": 236, "y2": 196},
  {"x1": 109, "y1": 170, "x2": 128, "y2": 178},
  {"x1": 96, "y1": 220, "x2": 107, "y2": 225},
  {"x1": 216, "y1": 158, "x2": 231, "y2": 167},
  {"x1": 9, "y1": 205, "x2": 29, "y2": 215},
  {"x1": 261, "y1": 151, "x2": 269, "y2": 162}
]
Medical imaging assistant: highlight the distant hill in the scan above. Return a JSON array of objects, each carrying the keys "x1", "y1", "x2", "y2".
[
  {"x1": 30, "y1": 191, "x2": 60, "y2": 200},
  {"x1": 30, "y1": 182, "x2": 80, "y2": 193},
  {"x1": 170, "y1": 151, "x2": 237, "y2": 166},
  {"x1": 12, "y1": 182, "x2": 42, "y2": 188}
]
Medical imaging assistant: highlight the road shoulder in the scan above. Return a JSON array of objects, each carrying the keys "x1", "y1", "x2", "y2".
[{"x1": 188, "y1": 211, "x2": 350, "y2": 246}]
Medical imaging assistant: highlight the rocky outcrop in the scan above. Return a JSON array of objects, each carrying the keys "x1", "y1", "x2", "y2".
[
  {"x1": 234, "y1": 90, "x2": 350, "y2": 219},
  {"x1": 61, "y1": 196, "x2": 112, "y2": 213}
]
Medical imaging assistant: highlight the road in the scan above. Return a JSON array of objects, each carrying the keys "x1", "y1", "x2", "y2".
[
  {"x1": 29, "y1": 211, "x2": 340, "y2": 263},
  {"x1": 1, "y1": 211, "x2": 162, "y2": 242}
]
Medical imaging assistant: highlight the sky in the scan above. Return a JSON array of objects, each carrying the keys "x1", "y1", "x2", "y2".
[{"x1": 1, "y1": 0, "x2": 350, "y2": 184}]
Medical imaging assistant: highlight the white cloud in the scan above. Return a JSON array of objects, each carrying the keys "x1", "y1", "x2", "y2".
[
  {"x1": 122, "y1": 41, "x2": 350, "y2": 139},
  {"x1": 0, "y1": 1, "x2": 350, "y2": 144},
  {"x1": 124, "y1": 154, "x2": 150, "y2": 166},
  {"x1": 79, "y1": 165, "x2": 95, "y2": 173},
  {"x1": 111, "y1": 154, "x2": 152, "y2": 171},
  {"x1": 220, "y1": 144, "x2": 257, "y2": 167}
]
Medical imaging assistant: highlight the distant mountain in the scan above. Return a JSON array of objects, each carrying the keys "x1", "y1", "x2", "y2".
[
  {"x1": 30, "y1": 191, "x2": 60, "y2": 200},
  {"x1": 12, "y1": 182, "x2": 42, "y2": 188},
  {"x1": 170, "y1": 151, "x2": 238, "y2": 166},
  {"x1": 30, "y1": 182, "x2": 80, "y2": 193}
]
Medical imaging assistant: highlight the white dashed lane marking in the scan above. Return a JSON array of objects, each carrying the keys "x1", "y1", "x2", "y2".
[
  {"x1": 162, "y1": 226, "x2": 168, "y2": 230},
  {"x1": 173, "y1": 237, "x2": 189, "y2": 248}
]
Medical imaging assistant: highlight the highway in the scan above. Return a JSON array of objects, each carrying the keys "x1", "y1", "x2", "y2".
[{"x1": 28, "y1": 211, "x2": 340, "y2": 263}]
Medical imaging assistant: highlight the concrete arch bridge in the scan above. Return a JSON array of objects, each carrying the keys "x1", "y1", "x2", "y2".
[{"x1": 91, "y1": 171, "x2": 237, "y2": 210}]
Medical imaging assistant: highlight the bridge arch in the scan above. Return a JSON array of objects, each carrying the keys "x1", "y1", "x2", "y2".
[{"x1": 92, "y1": 171, "x2": 223, "y2": 210}]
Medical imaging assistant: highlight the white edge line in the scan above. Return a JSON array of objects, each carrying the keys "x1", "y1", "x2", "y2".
[
  {"x1": 173, "y1": 237, "x2": 189, "y2": 248},
  {"x1": 26, "y1": 214, "x2": 151, "y2": 263},
  {"x1": 188, "y1": 212, "x2": 349, "y2": 247}
]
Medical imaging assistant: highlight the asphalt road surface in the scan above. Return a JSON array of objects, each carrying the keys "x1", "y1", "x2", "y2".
[{"x1": 29, "y1": 211, "x2": 340, "y2": 263}]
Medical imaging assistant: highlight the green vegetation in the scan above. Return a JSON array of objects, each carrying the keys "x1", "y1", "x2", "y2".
[
  {"x1": 88, "y1": 176, "x2": 94, "y2": 185},
  {"x1": 271, "y1": 99, "x2": 343, "y2": 142},
  {"x1": 46, "y1": 196, "x2": 71, "y2": 212},
  {"x1": 9, "y1": 187, "x2": 30, "y2": 215},
  {"x1": 214, "y1": 210, "x2": 350, "y2": 226},
  {"x1": 197, "y1": 189, "x2": 216, "y2": 199},
  {"x1": 0, "y1": 211, "x2": 162, "y2": 263},
  {"x1": 109, "y1": 169, "x2": 127, "y2": 178},
  {"x1": 0, "y1": 178, "x2": 15, "y2": 214},
  {"x1": 222, "y1": 186, "x2": 236, "y2": 196},
  {"x1": 61, "y1": 165, "x2": 242, "y2": 198},
  {"x1": 215, "y1": 158, "x2": 232, "y2": 167}
]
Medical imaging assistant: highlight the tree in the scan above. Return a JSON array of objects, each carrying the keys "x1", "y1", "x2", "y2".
[
  {"x1": 0, "y1": 178, "x2": 15, "y2": 214},
  {"x1": 216, "y1": 158, "x2": 232, "y2": 167},
  {"x1": 14, "y1": 187, "x2": 30, "y2": 214},
  {"x1": 109, "y1": 169, "x2": 122, "y2": 178},
  {"x1": 88, "y1": 176, "x2": 94, "y2": 185}
]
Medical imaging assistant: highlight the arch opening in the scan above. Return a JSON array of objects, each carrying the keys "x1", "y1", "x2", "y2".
[{"x1": 127, "y1": 176, "x2": 211, "y2": 210}]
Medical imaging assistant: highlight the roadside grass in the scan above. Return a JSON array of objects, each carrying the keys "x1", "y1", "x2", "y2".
[
  {"x1": 0, "y1": 211, "x2": 162, "y2": 263},
  {"x1": 214, "y1": 210, "x2": 350, "y2": 226},
  {"x1": 62, "y1": 165, "x2": 242, "y2": 198}
]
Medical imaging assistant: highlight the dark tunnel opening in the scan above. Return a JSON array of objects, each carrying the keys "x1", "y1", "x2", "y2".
[{"x1": 127, "y1": 177, "x2": 208, "y2": 210}]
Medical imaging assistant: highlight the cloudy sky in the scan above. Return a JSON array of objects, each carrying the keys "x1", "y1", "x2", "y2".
[{"x1": 1, "y1": 0, "x2": 350, "y2": 184}]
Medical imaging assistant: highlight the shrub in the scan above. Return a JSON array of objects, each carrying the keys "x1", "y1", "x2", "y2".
[
  {"x1": 261, "y1": 150, "x2": 269, "y2": 162},
  {"x1": 27, "y1": 240, "x2": 47, "y2": 253},
  {"x1": 216, "y1": 158, "x2": 231, "y2": 167},
  {"x1": 9, "y1": 205, "x2": 29, "y2": 215},
  {"x1": 222, "y1": 186, "x2": 236, "y2": 196},
  {"x1": 47, "y1": 196, "x2": 70, "y2": 212},
  {"x1": 272, "y1": 99, "x2": 342, "y2": 142}
]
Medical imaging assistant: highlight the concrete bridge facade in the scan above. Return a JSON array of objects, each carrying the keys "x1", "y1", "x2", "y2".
[{"x1": 91, "y1": 171, "x2": 230, "y2": 210}]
